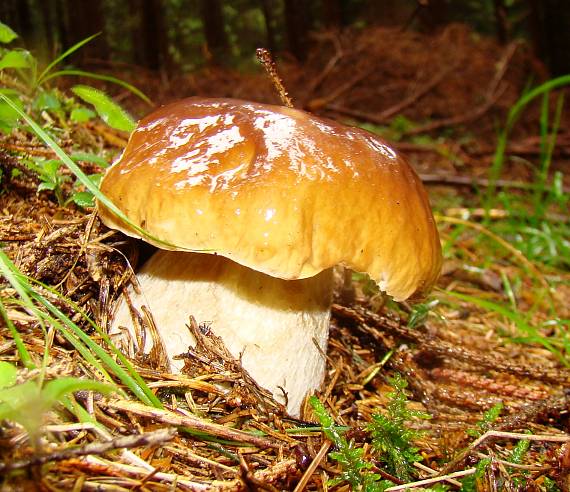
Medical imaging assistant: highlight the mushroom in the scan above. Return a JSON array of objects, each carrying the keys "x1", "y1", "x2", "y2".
[{"x1": 97, "y1": 97, "x2": 441, "y2": 416}]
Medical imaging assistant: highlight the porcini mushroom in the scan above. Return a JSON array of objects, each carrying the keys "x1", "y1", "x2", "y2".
[{"x1": 97, "y1": 97, "x2": 441, "y2": 416}]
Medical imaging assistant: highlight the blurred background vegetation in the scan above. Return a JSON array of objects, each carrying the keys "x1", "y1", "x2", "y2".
[{"x1": 1, "y1": 0, "x2": 569, "y2": 76}]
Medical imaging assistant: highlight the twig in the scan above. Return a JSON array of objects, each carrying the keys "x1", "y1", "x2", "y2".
[
  {"x1": 440, "y1": 430, "x2": 570, "y2": 476},
  {"x1": 441, "y1": 206, "x2": 569, "y2": 224},
  {"x1": 256, "y1": 48, "x2": 293, "y2": 108},
  {"x1": 332, "y1": 304, "x2": 570, "y2": 385},
  {"x1": 418, "y1": 172, "x2": 570, "y2": 194},
  {"x1": 292, "y1": 440, "x2": 332, "y2": 492},
  {"x1": 306, "y1": 67, "x2": 375, "y2": 112},
  {"x1": 474, "y1": 451, "x2": 551, "y2": 471},
  {"x1": 404, "y1": 41, "x2": 520, "y2": 135},
  {"x1": 83, "y1": 455, "x2": 209, "y2": 491},
  {"x1": 413, "y1": 461, "x2": 462, "y2": 487},
  {"x1": 384, "y1": 468, "x2": 477, "y2": 491},
  {"x1": 0, "y1": 428, "x2": 176, "y2": 472},
  {"x1": 306, "y1": 33, "x2": 343, "y2": 96},
  {"x1": 326, "y1": 65, "x2": 453, "y2": 123},
  {"x1": 101, "y1": 399, "x2": 283, "y2": 449},
  {"x1": 405, "y1": 82, "x2": 507, "y2": 135}
]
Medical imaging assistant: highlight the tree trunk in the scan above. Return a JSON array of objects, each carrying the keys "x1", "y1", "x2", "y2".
[
  {"x1": 129, "y1": 0, "x2": 170, "y2": 71},
  {"x1": 416, "y1": 0, "x2": 448, "y2": 33},
  {"x1": 529, "y1": 0, "x2": 570, "y2": 76},
  {"x1": 284, "y1": 0, "x2": 309, "y2": 61},
  {"x1": 493, "y1": 0, "x2": 508, "y2": 44},
  {"x1": 0, "y1": 0, "x2": 33, "y2": 41},
  {"x1": 67, "y1": 0, "x2": 108, "y2": 65},
  {"x1": 200, "y1": 0, "x2": 230, "y2": 66},
  {"x1": 260, "y1": 0, "x2": 277, "y2": 53}
]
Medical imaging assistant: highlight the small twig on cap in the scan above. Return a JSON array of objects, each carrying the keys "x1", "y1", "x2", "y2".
[{"x1": 256, "y1": 48, "x2": 294, "y2": 108}]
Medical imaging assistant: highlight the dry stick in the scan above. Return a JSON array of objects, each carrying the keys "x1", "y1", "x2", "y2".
[
  {"x1": 256, "y1": 48, "x2": 294, "y2": 108},
  {"x1": 305, "y1": 34, "x2": 343, "y2": 95},
  {"x1": 384, "y1": 468, "x2": 477, "y2": 491},
  {"x1": 440, "y1": 430, "x2": 570, "y2": 478},
  {"x1": 404, "y1": 41, "x2": 519, "y2": 135},
  {"x1": 307, "y1": 67, "x2": 375, "y2": 112},
  {"x1": 419, "y1": 172, "x2": 570, "y2": 194},
  {"x1": 436, "y1": 215, "x2": 551, "y2": 292},
  {"x1": 102, "y1": 399, "x2": 282, "y2": 449},
  {"x1": 406, "y1": 82, "x2": 508, "y2": 136},
  {"x1": 0, "y1": 428, "x2": 176, "y2": 472},
  {"x1": 292, "y1": 440, "x2": 332, "y2": 492},
  {"x1": 326, "y1": 64, "x2": 453, "y2": 124},
  {"x1": 474, "y1": 451, "x2": 551, "y2": 471},
  {"x1": 332, "y1": 304, "x2": 569, "y2": 384},
  {"x1": 414, "y1": 462, "x2": 462, "y2": 488},
  {"x1": 83, "y1": 455, "x2": 208, "y2": 491}
]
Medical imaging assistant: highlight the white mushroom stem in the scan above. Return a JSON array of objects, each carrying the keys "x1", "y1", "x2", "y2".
[{"x1": 111, "y1": 251, "x2": 333, "y2": 416}]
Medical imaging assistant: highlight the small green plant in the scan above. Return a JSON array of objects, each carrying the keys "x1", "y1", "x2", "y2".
[
  {"x1": 309, "y1": 395, "x2": 390, "y2": 491},
  {"x1": 22, "y1": 156, "x2": 103, "y2": 207},
  {"x1": 460, "y1": 457, "x2": 491, "y2": 492},
  {"x1": 466, "y1": 401, "x2": 503, "y2": 438},
  {"x1": 0, "y1": 21, "x2": 147, "y2": 134},
  {"x1": 0, "y1": 361, "x2": 113, "y2": 442},
  {"x1": 310, "y1": 373, "x2": 431, "y2": 490},
  {"x1": 486, "y1": 75, "x2": 570, "y2": 214},
  {"x1": 407, "y1": 299, "x2": 440, "y2": 329},
  {"x1": 369, "y1": 373, "x2": 430, "y2": 481}
]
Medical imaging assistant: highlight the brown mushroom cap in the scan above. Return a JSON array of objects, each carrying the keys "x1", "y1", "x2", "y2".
[{"x1": 98, "y1": 97, "x2": 441, "y2": 300}]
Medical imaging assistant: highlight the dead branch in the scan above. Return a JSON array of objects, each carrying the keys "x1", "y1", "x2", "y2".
[
  {"x1": 100, "y1": 399, "x2": 284, "y2": 449},
  {"x1": 0, "y1": 428, "x2": 176, "y2": 472}
]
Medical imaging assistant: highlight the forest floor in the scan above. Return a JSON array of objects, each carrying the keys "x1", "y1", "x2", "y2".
[{"x1": 1, "y1": 24, "x2": 569, "y2": 491}]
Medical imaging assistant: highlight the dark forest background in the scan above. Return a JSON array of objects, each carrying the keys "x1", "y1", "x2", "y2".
[{"x1": 1, "y1": 0, "x2": 569, "y2": 77}]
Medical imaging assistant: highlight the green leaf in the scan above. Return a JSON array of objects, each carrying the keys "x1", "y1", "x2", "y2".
[
  {"x1": 71, "y1": 191, "x2": 95, "y2": 208},
  {"x1": 70, "y1": 107, "x2": 96, "y2": 123},
  {"x1": 32, "y1": 91, "x2": 62, "y2": 113},
  {"x1": 38, "y1": 181, "x2": 56, "y2": 192},
  {"x1": 43, "y1": 69, "x2": 151, "y2": 104},
  {"x1": 0, "y1": 49, "x2": 32, "y2": 70},
  {"x1": 37, "y1": 32, "x2": 101, "y2": 85},
  {"x1": 0, "y1": 22, "x2": 18, "y2": 44},
  {"x1": 71, "y1": 152, "x2": 109, "y2": 168},
  {"x1": 41, "y1": 159, "x2": 62, "y2": 180},
  {"x1": 0, "y1": 362, "x2": 17, "y2": 390},
  {"x1": 0, "y1": 96, "x2": 23, "y2": 133},
  {"x1": 71, "y1": 85, "x2": 136, "y2": 132},
  {"x1": 41, "y1": 377, "x2": 113, "y2": 408}
]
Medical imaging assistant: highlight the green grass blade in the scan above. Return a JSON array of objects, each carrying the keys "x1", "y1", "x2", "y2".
[
  {"x1": 26, "y1": 276, "x2": 162, "y2": 408},
  {"x1": 42, "y1": 70, "x2": 151, "y2": 104},
  {"x1": 444, "y1": 290, "x2": 567, "y2": 366},
  {"x1": 1, "y1": 250, "x2": 159, "y2": 406},
  {"x1": 486, "y1": 75, "x2": 570, "y2": 211},
  {"x1": 36, "y1": 33, "x2": 101, "y2": 86},
  {"x1": 35, "y1": 295, "x2": 159, "y2": 405},
  {"x1": 0, "y1": 297, "x2": 35, "y2": 369}
]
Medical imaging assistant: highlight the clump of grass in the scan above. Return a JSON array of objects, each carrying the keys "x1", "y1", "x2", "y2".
[
  {"x1": 310, "y1": 373, "x2": 430, "y2": 490},
  {"x1": 0, "y1": 250, "x2": 161, "y2": 408}
]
